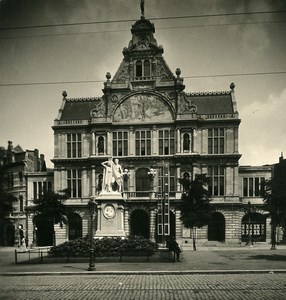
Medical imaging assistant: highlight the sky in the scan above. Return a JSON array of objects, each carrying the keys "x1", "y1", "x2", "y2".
[{"x1": 0, "y1": 0, "x2": 285, "y2": 168}]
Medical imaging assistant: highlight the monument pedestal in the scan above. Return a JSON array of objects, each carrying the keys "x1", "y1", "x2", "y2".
[{"x1": 94, "y1": 192, "x2": 126, "y2": 238}]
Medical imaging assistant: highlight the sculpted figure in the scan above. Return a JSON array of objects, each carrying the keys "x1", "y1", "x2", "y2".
[{"x1": 101, "y1": 157, "x2": 123, "y2": 193}]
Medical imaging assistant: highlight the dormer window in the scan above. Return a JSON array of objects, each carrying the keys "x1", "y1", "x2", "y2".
[
  {"x1": 144, "y1": 60, "x2": 150, "y2": 77},
  {"x1": 135, "y1": 59, "x2": 151, "y2": 79},
  {"x1": 136, "y1": 60, "x2": 142, "y2": 77}
]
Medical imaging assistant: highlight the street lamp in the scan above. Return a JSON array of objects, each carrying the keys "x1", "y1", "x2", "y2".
[{"x1": 87, "y1": 198, "x2": 97, "y2": 271}]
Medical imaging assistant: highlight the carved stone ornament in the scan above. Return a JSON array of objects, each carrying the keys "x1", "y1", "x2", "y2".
[
  {"x1": 90, "y1": 98, "x2": 105, "y2": 117},
  {"x1": 103, "y1": 204, "x2": 116, "y2": 219},
  {"x1": 181, "y1": 94, "x2": 198, "y2": 114}
]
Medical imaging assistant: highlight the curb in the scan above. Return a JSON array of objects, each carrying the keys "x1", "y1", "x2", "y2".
[{"x1": 1, "y1": 269, "x2": 286, "y2": 276}]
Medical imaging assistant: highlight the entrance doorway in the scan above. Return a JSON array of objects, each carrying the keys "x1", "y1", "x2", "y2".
[
  {"x1": 130, "y1": 209, "x2": 149, "y2": 238},
  {"x1": 68, "y1": 213, "x2": 82, "y2": 240},
  {"x1": 36, "y1": 218, "x2": 54, "y2": 246},
  {"x1": 208, "y1": 212, "x2": 225, "y2": 242}
]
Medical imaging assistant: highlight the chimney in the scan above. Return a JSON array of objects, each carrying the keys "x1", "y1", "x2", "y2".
[
  {"x1": 40, "y1": 154, "x2": 47, "y2": 171},
  {"x1": 7, "y1": 141, "x2": 14, "y2": 163},
  {"x1": 279, "y1": 152, "x2": 284, "y2": 163}
]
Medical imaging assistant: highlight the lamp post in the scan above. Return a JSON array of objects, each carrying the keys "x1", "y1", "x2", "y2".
[{"x1": 87, "y1": 198, "x2": 96, "y2": 271}]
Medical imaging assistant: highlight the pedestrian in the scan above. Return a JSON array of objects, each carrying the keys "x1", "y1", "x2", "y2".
[
  {"x1": 20, "y1": 237, "x2": 27, "y2": 252},
  {"x1": 167, "y1": 236, "x2": 182, "y2": 262}
]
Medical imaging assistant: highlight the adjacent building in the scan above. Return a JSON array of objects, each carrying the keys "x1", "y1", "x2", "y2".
[{"x1": 0, "y1": 141, "x2": 47, "y2": 246}]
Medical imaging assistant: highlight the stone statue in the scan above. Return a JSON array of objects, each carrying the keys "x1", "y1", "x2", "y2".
[{"x1": 101, "y1": 157, "x2": 123, "y2": 193}]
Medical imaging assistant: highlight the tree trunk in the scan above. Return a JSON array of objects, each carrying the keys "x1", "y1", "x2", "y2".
[
  {"x1": 192, "y1": 227, "x2": 197, "y2": 251},
  {"x1": 270, "y1": 220, "x2": 277, "y2": 250}
]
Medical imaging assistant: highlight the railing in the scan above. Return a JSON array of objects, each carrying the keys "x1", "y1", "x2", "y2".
[
  {"x1": 14, "y1": 248, "x2": 151, "y2": 264},
  {"x1": 123, "y1": 191, "x2": 177, "y2": 200}
]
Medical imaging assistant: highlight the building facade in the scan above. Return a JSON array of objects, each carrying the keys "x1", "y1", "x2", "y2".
[
  {"x1": 47, "y1": 14, "x2": 269, "y2": 248},
  {"x1": 0, "y1": 141, "x2": 47, "y2": 246}
]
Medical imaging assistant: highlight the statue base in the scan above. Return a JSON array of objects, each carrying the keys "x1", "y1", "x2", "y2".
[{"x1": 94, "y1": 191, "x2": 126, "y2": 238}]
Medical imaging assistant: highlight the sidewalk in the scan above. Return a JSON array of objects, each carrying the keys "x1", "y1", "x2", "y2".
[{"x1": 1, "y1": 245, "x2": 286, "y2": 275}]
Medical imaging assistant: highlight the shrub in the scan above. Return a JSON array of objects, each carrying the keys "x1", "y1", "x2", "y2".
[{"x1": 49, "y1": 236, "x2": 158, "y2": 257}]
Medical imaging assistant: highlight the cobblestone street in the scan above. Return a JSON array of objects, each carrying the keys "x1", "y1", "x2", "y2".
[{"x1": 1, "y1": 273, "x2": 286, "y2": 300}]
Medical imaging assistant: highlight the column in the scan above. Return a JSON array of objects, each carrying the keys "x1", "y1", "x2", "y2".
[
  {"x1": 82, "y1": 167, "x2": 88, "y2": 197},
  {"x1": 124, "y1": 209, "x2": 129, "y2": 236},
  {"x1": 234, "y1": 127, "x2": 239, "y2": 153},
  {"x1": 176, "y1": 128, "x2": 181, "y2": 154},
  {"x1": 91, "y1": 131, "x2": 96, "y2": 157},
  {"x1": 201, "y1": 129, "x2": 208, "y2": 154},
  {"x1": 91, "y1": 166, "x2": 96, "y2": 196},
  {"x1": 129, "y1": 128, "x2": 135, "y2": 156},
  {"x1": 176, "y1": 166, "x2": 181, "y2": 198},
  {"x1": 152, "y1": 126, "x2": 158, "y2": 155},
  {"x1": 106, "y1": 131, "x2": 112, "y2": 156}
]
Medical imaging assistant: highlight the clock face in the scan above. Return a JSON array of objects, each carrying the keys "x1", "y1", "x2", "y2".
[{"x1": 103, "y1": 204, "x2": 115, "y2": 219}]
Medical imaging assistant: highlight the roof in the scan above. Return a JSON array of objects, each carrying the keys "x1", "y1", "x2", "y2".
[
  {"x1": 60, "y1": 98, "x2": 100, "y2": 121},
  {"x1": 186, "y1": 92, "x2": 234, "y2": 115}
]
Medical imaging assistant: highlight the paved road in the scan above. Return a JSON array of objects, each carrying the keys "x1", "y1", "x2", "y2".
[{"x1": 0, "y1": 273, "x2": 286, "y2": 300}]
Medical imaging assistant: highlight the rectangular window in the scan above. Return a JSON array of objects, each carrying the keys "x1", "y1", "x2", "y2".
[
  {"x1": 67, "y1": 169, "x2": 82, "y2": 198},
  {"x1": 67, "y1": 133, "x2": 82, "y2": 158},
  {"x1": 254, "y1": 177, "x2": 260, "y2": 196},
  {"x1": 208, "y1": 128, "x2": 225, "y2": 154},
  {"x1": 113, "y1": 131, "x2": 128, "y2": 156},
  {"x1": 135, "y1": 130, "x2": 151, "y2": 156},
  {"x1": 243, "y1": 177, "x2": 266, "y2": 197},
  {"x1": 243, "y1": 178, "x2": 248, "y2": 197},
  {"x1": 158, "y1": 129, "x2": 175, "y2": 155},
  {"x1": 33, "y1": 182, "x2": 37, "y2": 200},
  {"x1": 208, "y1": 166, "x2": 225, "y2": 196}
]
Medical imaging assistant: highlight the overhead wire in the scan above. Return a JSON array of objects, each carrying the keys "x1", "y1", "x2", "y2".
[
  {"x1": 0, "y1": 20, "x2": 285, "y2": 40},
  {"x1": 0, "y1": 9, "x2": 285, "y2": 31},
  {"x1": 1, "y1": 71, "x2": 286, "y2": 87}
]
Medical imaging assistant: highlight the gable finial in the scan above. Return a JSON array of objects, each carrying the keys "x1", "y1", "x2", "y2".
[{"x1": 140, "y1": 0, "x2": 145, "y2": 18}]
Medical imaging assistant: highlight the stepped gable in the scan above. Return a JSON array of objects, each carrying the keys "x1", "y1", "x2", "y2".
[
  {"x1": 185, "y1": 91, "x2": 234, "y2": 114},
  {"x1": 60, "y1": 97, "x2": 104, "y2": 121}
]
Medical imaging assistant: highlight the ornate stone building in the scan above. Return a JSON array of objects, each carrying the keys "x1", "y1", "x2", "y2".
[
  {"x1": 48, "y1": 14, "x2": 272, "y2": 247},
  {"x1": 0, "y1": 141, "x2": 47, "y2": 246}
]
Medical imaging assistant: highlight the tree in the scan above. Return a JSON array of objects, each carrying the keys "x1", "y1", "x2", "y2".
[
  {"x1": 32, "y1": 189, "x2": 69, "y2": 245},
  {"x1": 261, "y1": 179, "x2": 286, "y2": 249},
  {"x1": 179, "y1": 174, "x2": 213, "y2": 251}
]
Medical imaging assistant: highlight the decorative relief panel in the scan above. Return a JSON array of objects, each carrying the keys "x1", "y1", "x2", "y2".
[
  {"x1": 113, "y1": 94, "x2": 173, "y2": 123},
  {"x1": 90, "y1": 98, "x2": 105, "y2": 117},
  {"x1": 180, "y1": 93, "x2": 197, "y2": 114}
]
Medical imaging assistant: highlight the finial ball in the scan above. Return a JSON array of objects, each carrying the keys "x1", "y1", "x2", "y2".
[
  {"x1": 62, "y1": 91, "x2": 67, "y2": 98},
  {"x1": 230, "y1": 82, "x2": 235, "y2": 90},
  {"x1": 106, "y1": 72, "x2": 111, "y2": 80}
]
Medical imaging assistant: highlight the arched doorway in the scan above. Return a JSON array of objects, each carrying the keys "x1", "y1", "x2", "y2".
[
  {"x1": 208, "y1": 212, "x2": 225, "y2": 242},
  {"x1": 68, "y1": 213, "x2": 82, "y2": 240},
  {"x1": 35, "y1": 218, "x2": 54, "y2": 246},
  {"x1": 130, "y1": 209, "x2": 149, "y2": 238},
  {"x1": 241, "y1": 212, "x2": 266, "y2": 242},
  {"x1": 136, "y1": 168, "x2": 149, "y2": 197}
]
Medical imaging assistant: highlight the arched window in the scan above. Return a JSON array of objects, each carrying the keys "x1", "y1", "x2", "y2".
[
  {"x1": 136, "y1": 168, "x2": 149, "y2": 197},
  {"x1": 136, "y1": 60, "x2": 142, "y2": 77},
  {"x1": 183, "y1": 133, "x2": 190, "y2": 152},
  {"x1": 98, "y1": 136, "x2": 104, "y2": 154},
  {"x1": 208, "y1": 212, "x2": 225, "y2": 242},
  {"x1": 143, "y1": 60, "x2": 151, "y2": 77},
  {"x1": 241, "y1": 212, "x2": 266, "y2": 242}
]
